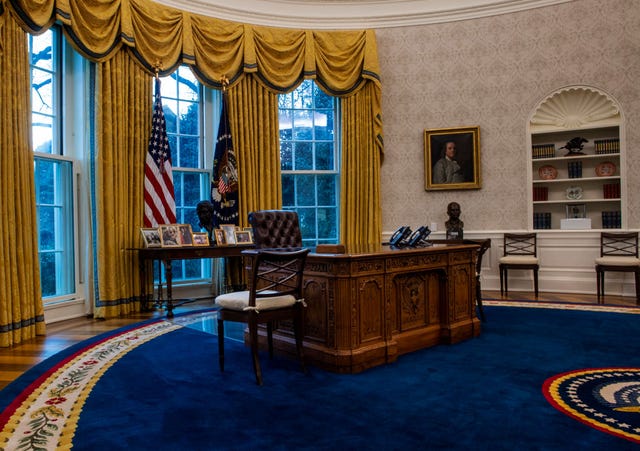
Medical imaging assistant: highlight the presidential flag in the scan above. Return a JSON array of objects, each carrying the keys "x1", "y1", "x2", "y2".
[
  {"x1": 211, "y1": 91, "x2": 239, "y2": 227},
  {"x1": 144, "y1": 77, "x2": 176, "y2": 227}
]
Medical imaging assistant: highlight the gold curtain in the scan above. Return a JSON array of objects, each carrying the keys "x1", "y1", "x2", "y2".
[
  {"x1": 227, "y1": 74, "x2": 282, "y2": 224},
  {"x1": 340, "y1": 82, "x2": 384, "y2": 246},
  {"x1": 0, "y1": 8, "x2": 46, "y2": 346},
  {"x1": 93, "y1": 49, "x2": 150, "y2": 318}
]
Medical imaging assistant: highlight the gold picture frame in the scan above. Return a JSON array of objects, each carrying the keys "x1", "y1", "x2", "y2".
[
  {"x1": 140, "y1": 227, "x2": 162, "y2": 248},
  {"x1": 159, "y1": 224, "x2": 181, "y2": 247},
  {"x1": 177, "y1": 224, "x2": 193, "y2": 246},
  {"x1": 192, "y1": 232, "x2": 210, "y2": 246},
  {"x1": 424, "y1": 125, "x2": 481, "y2": 191},
  {"x1": 235, "y1": 229, "x2": 253, "y2": 244},
  {"x1": 214, "y1": 229, "x2": 227, "y2": 246},
  {"x1": 220, "y1": 224, "x2": 237, "y2": 245}
]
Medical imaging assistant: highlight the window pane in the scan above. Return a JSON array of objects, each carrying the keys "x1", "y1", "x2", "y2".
[
  {"x1": 315, "y1": 142, "x2": 334, "y2": 170},
  {"x1": 282, "y1": 174, "x2": 295, "y2": 205},
  {"x1": 317, "y1": 175, "x2": 337, "y2": 206},
  {"x1": 294, "y1": 142, "x2": 313, "y2": 170},
  {"x1": 295, "y1": 175, "x2": 315, "y2": 206},
  {"x1": 179, "y1": 136, "x2": 199, "y2": 167}
]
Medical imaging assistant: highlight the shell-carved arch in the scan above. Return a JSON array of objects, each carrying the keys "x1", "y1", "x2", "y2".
[{"x1": 530, "y1": 85, "x2": 621, "y2": 132}]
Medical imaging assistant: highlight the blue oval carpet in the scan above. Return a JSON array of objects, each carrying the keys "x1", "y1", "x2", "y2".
[{"x1": 2, "y1": 304, "x2": 640, "y2": 450}]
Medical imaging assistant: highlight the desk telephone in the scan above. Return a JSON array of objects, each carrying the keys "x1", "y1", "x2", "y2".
[{"x1": 388, "y1": 225, "x2": 431, "y2": 247}]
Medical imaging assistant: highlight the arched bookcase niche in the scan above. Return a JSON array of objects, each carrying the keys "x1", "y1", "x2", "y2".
[{"x1": 527, "y1": 86, "x2": 625, "y2": 230}]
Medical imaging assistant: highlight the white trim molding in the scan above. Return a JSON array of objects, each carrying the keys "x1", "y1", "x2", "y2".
[{"x1": 153, "y1": 0, "x2": 575, "y2": 29}]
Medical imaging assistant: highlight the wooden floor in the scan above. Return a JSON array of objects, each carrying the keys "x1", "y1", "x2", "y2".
[{"x1": 0, "y1": 290, "x2": 636, "y2": 391}]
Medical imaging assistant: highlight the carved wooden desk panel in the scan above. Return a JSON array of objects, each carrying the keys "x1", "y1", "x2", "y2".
[{"x1": 276, "y1": 243, "x2": 480, "y2": 374}]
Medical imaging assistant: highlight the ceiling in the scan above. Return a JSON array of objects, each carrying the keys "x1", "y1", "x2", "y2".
[{"x1": 153, "y1": 0, "x2": 574, "y2": 29}]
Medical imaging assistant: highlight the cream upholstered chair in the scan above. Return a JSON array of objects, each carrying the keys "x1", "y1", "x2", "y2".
[
  {"x1": 215, "y1": 247, "x2": 310, "y2": 385},
  {"x1": 595, "y1": 232, "x2": 640, "y2": 305},
  {"x1": 499, "y1": 233, "x2": 539, "y2": 297}
]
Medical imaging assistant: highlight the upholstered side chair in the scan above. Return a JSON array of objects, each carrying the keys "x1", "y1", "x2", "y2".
[
  {"x1": 499, "y1": 233, "x2": 539, "y2": 297},
  {"x1": 595, "y1": 232, "x2": 640, "y2": 305}
]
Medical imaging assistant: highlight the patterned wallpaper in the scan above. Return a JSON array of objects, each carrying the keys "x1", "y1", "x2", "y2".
[{"x1": 376, "y1": 0, "x2": 639, "y2": 233}]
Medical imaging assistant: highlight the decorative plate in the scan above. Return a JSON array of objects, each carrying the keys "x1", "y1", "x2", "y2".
[
  {"x1": 538, "y1": 165, "x2": 558, "y2": 180},
  {"x1": 595, "y1": 161, "x2": 616, "y2": 177},
  {"x1": 566, "y1": 185, "x2": 583, "y2": 200}
]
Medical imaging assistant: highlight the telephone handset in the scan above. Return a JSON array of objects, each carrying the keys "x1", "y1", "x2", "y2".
[
  {"x1": 389, "y1": 226, "x2": 412, "y2": 246},
  {"x1": 407, "y1": 226, "x2": 431, "y2": 247}
]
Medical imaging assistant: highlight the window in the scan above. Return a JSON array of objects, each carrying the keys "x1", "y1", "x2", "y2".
[
  {"x1": 160, "y1": 67, "x2": 213, "y2": 282},
  {"x1": 30, "y1": 28, "x2": 78, "y2": 303},
  {"x1": 279, "y1": 80, "x2": 340, "y2": 248}
]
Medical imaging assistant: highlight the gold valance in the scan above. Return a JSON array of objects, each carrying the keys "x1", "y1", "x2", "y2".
[{"x1": 6, "y1": 0, "x2": 380, "y2": 95}]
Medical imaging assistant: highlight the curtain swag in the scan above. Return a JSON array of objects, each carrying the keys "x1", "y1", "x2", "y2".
[{"x1": 7, "y1": 0, "x2": 381, "y2": 95}]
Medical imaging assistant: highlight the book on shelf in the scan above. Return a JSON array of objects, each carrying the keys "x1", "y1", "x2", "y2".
[
  {"x1": 601, "y1": 210, "x2": 622, "y2": 229},
  {"x1": 602, "y1": 182, "x2": 620, "y2": 199},
  {"x1": 594, "y1": 138, "x2": 620, "y2": 154},
  {"x1": 533, "y1": 186, "x2": 548, "y2": 201},
  {"x1": 567, "y1": 160, "x2": 583, "y2": 178},
  {"x1": 532, "y1": 143, "x2": 555, "y2": 159},
  {"x1": 533, "y1": 212, "x2": 552, "y2": 229}
]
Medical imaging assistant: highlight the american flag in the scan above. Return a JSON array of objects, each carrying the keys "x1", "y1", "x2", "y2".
[{"x1": 144, "y1": 77, "x2": 176, "y2": 227}]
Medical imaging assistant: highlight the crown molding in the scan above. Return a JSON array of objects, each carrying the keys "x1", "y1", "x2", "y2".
[{"x1": 152, "y1": 0, "x2": 575, "y2": 29}]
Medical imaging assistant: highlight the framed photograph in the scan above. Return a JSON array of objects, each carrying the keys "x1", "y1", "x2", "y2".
[
  {"x1": 235, "y1": 230, "x2": 253, "y2": 244},
  {"x1": 220, "y1": 224, "x2": 237, "y2": 245},
  {"x1": 566, "y1": 203, "x2": 586, "y2": 219},
  {"x1": 192, "y1": 232, "x2": 210, "y2": 246},
  {"x1": 178, "y1": 224, "x2": 193, "y2": 246},
  {"x1": 424, "y1": 126, "x2": 481, "y2": 191},
  {"x1": 214, "y1": 228, "x2": 227, "y2": 246},
  {"x1": 159, "y1": 225, "x2": 181, "y2": 247},
  {"x1": 140, "y1": 227, "x2": 162, "y2": 248}
]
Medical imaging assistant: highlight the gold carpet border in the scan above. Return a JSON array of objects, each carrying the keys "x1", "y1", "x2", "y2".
[
  {"x1": 0, "y1": 320, "x2": 181, "y2": 451},
  {"x1": 483, "y1": 299, "x2": 640, "y2": 314}
]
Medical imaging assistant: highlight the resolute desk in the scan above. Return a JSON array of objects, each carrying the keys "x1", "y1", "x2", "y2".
[{"x1": 274, "y1": 242, "x2": 481, "y2": 373}]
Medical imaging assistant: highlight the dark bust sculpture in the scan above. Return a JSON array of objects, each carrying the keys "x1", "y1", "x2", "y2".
[
  {"x1": 196, "y1": 200, "x2": 215, "y2": 241},
  {"x1": 445, "y1": 201, "x2": 464, "y2": 239}
]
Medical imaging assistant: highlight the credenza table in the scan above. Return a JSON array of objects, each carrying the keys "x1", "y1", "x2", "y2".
[{"x1": 136, "y1": 244, "x2": 253, "y2": 317}]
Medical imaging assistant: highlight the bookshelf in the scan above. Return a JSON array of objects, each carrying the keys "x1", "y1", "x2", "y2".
[{"x1": 529, "y1": 87, "x2": 623, "y2": 230}]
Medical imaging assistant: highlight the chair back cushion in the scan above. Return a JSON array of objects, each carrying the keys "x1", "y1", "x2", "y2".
[{"x1": 248, "y1": 210, "x2": 303, "y2": 249}]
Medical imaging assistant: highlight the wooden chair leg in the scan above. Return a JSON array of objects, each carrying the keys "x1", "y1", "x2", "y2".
[
  {"x1": 635, "y1": 270, "x2": 640, "y2": 306},
  {"x1": 499, "y1": 266, "x2": 504, "y2": 295},
  {"x1": 503, "y1": 268, "x2": 509, "y2": 295},
  {"x1": 248, "y1": 318, "x2": 263, "y2": 386},
  {"x1": 597, "y1": 269, "x2": 604, "y2": 304},
  {"x1": 533, "y1": 268, "x2": 539, "y2": 298},
  {"x1": 217, "y1": 318, "x2": 225, "y2": 372}
]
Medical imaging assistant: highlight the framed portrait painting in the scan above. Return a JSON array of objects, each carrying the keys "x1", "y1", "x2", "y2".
[{"x1": 424, "y1": 126, "x2": 481, "y2": 191}]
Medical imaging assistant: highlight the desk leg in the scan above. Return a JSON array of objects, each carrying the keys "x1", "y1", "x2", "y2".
[{"x1": 164, "y1": 259, "x2": 174, "y2": 318}]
